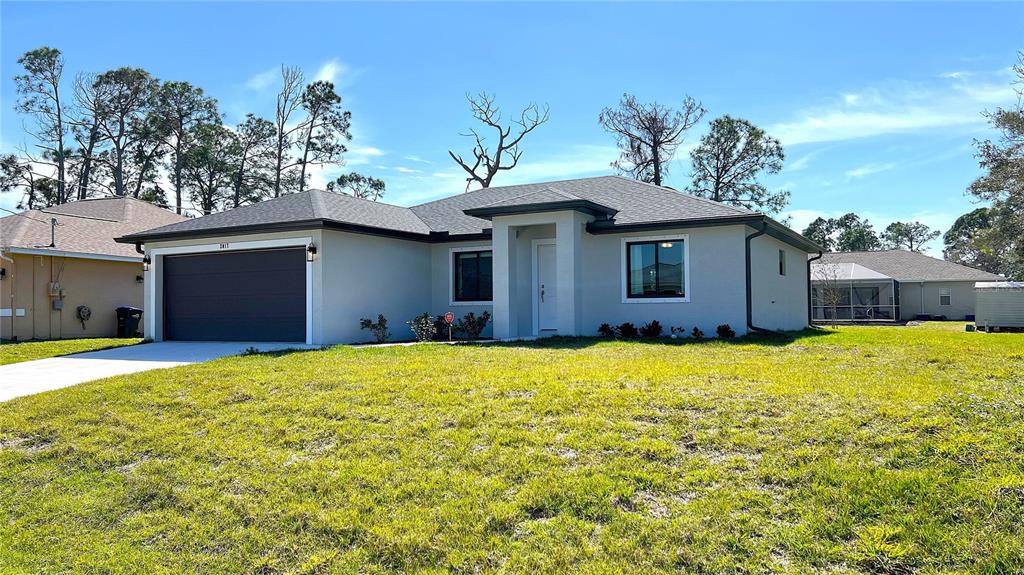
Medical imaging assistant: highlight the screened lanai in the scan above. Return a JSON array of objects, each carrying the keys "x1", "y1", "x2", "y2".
[{"x1": 811, "y1": 262, "x2": 901, "y2": 321}]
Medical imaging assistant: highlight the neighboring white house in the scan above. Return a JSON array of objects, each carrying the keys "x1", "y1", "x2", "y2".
[
  {"x1": 116, "y1": 176, "x2": 822, "y2": 344},
  {"x1": 810, "y1": 250, "x2": 1003, "y2": 322}
]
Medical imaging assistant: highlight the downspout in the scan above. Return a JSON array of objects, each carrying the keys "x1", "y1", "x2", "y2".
[
  {"x1": 134, "y1": 242, "x2": 145, "y2": 255},
  {"x1": 807, "y1": 251, "x2": 823, "y2": 325},
  {"x1": 745, "y1": 219, "x2": 778, "y2": 335}
]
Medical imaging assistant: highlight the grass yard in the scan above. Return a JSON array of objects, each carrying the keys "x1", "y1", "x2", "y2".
[
  {"x1": 0, "y1": 338, "x2": 143, "y2": 366},
  {"x1": 1, "y1": 324, "x2": 1023, "y2": 574}
]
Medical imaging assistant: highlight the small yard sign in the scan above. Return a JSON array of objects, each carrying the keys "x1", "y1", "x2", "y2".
[{"x1": 444, "y1": 311, "x2": 455, "y2": 342}]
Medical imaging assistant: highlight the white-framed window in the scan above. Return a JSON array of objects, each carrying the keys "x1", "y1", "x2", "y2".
[
  {"x1": 778, "y1": 249, "x2": 786, "y2": 276},
  {"x1": 620, "y1": 234, "x2": 690, "y2": 303},
  {"x1": 939, "y1": 287, "x2": 951, "y2": 306},
  {"x1": 449, "y1": 246, "x2": 492, "y2": 305}
]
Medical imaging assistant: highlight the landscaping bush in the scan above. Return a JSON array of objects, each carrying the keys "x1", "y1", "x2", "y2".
[
  {"x1": 433, "y1": 315, "x2": 452, "y2": 341},
  {"x1": 359, "y1": 314, "x2": 391, "y2": 343},
  {"x1": 639, "y1": 320, "x2": 663, "y2": 338},
  {"x1": 617, "y1": 322, "x2": 639, "y2": 338},
  {"x1": 597, "y1": 323, "x2": 616, "y2": 337},
  {"x1": 670, "y1": 326, "x2": 687, "y2": 339},
  {"x1": 407, "y1": 312, "x2": 436, "y2": 342},
  {"x1": 691, "y1": 326, "x2": 705, "y2": 339},
  {"x1": 454, "y1": 311, "x2": 491, "y2": 340},
  {"x1": 716, "y1": 324, "x2": 736, "y2": 339}
]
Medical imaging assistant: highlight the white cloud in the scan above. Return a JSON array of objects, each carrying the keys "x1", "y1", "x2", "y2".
[
  {"x1": 245, "y1": 67, "x2": 278, "y2": 91},
  {"x1": 844, "y1": 162, "x2": 897, "y2": 179},
  {"x1": 315, "y1": 58, "x2": 351, "y2": 85},
  {"x1": 394, "y1": 166, "x2": 421, "y2": 174},
  {"x1": 768, "y1": 69, "x2": 1014, "y2": 146},
  {"x1": 404, "y1": 155, "x2": 432, "y2": 164},
  {"x1": 787, "y1": 152, "x2": 814, "y2": 172}
]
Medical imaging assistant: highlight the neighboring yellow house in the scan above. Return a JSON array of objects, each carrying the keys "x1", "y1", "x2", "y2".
[{"x1": 0, "y1": 197, "x2": 186, "y2": 341}]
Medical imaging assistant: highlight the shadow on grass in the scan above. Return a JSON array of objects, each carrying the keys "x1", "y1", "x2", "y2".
[{"x1": 481, "y1": 327, "x2": 837, "y2": 350}]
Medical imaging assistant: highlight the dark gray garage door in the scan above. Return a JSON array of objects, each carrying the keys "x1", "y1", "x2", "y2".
[{"x1": 163, "y1": 248, "x2": 305, "y2": 342}]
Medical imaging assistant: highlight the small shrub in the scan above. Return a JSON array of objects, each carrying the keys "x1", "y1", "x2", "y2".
[
  {"x1": 241, "y1": 346, "x2": 261, "y2": 356},
  {"x1": 670, "y1": 326, "x2": 686, "y2": 339},
  {"x1": 433, "y1": 315, "x2": 452, "y2": 341},
  {"x1": 716, "y1": 324, "x2": 736, "y2": 339},
  {"x1": 454, "y1": 311, "x2": 491, "y2": 340},
  {"x1": 691, "y1": 326, "x2": 704, "y2": 339},
  {"x1": 597, "y1": 323, "x2": 616, "y2": 337},
  {"x1": 359, "y1": 314, "x2": 390, "y2": 343},
  {"x1": 407, "y1": 312, "x2": 437, "y2": 342},
  {"x1": 639, "y1": 320, "x2": 663, "y2": 338},
  {"x1": 617, "y1": 322, "x2": 639, "y2": 338}
]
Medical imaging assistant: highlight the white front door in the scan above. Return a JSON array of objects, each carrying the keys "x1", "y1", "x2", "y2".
[{"x1": 536, "y1": 242, "x2": 558, "y2": 332}]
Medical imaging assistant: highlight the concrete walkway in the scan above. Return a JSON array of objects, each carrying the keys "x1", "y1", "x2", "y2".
[{"x1": 0, "y1": 341, "x2": 317, "y2": 402}]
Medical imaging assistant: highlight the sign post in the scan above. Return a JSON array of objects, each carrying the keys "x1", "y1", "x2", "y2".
[{"x1": 444, "y1": 311, "x2": 455, "y2": 342}]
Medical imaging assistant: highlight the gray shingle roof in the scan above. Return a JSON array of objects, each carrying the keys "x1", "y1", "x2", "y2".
[
  {"x1": 819, "y1": 250, "x2": 1003, "y2": 282},
  {"x1": 412, "y1": 175, "x2": 756, "y2": 235},
  {"x1": 121, "y1": 190, "x2": 432, "y2": 241},
  {"x1": 1, "y1": 197, "x2": 186, "y2": 259},
  {"x1": 118, "y1": 175, "x2": 777, "y2": 243}
]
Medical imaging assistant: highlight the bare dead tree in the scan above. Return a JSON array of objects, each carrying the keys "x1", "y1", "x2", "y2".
[
  {"x1": 598, "y1": 93, "x2": 705, "y2": 186},
  {"x1": 448, "y1": 92, "x2": 549, "y2": 191},
  {"x1": 272, "y1": 66, "x2": 305, "y2": 197},
  {"x1": 812, "y1": 263, "x2": 846, "y2": 328}
]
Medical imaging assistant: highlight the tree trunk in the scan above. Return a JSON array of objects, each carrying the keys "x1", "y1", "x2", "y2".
[
  {"x1": 174, "y1": 136, "x2": 183, "y2": 214},
  {"x1": 54, "y1": 87, "x2": 66, "y2": 204},
  {"x1": 273, "y1": 140, "x2": 284, "y2": 197},
  {"x1": 651, "y1": 140, "x2": 661, "y2": 186},
  {"x1": 297, "y1": 109, "x2": 318, "y2": 193},
  {"x1": 77, "y1": 124, "x2": 99, "y2": 200}
]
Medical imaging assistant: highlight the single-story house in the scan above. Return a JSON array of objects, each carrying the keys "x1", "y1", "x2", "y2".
[
  {"x1": 0, "y1": 197, "x2": 187, "y2": 340},
  {"x1": 810, "y1": 250, "x2": 1003, "y2": 321},
  {"x1": 116, "y1": 176, "x2": 822, "y2": 344}
]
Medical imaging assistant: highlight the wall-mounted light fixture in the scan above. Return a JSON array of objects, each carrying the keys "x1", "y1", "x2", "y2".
[
  {"x1": 142, "y1": 254, "x2": 152, "y2": 272},
  {"x1": 306, "y1": 244, "x2": 318, "y2": 263}
]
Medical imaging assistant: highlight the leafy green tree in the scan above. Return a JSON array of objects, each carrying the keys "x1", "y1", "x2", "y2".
[
  {"x1": 15, "y1": 47, "x2": 69, "y2": 204},
  {"x1": 943, "y1": 208, "x2": 1005, "y2": 274},
  {"x1": 69, "y1": 73, "x2": 105, "y2": 200},
  {"x1": 92, "y1": 68, "x2": 158, "y2": 196},
  {"x1": 230, "y1": 114, "x2": 276, "y2": 208},
  {"x1": 325, "y1": 172, "x2": 385, "y2": 201},
  {"x1": 182, "y1": 123, "x2": 235, "y2": 215},
  {"x1": 688, "y1": 115, "x2": 788, "y2": 213},
  {"x1": 295, "y1": 80, "x2": 352, "y2": 192},
  {"x1": 880, "y1": 221, "x2": 940, "y2": 252},
  {"x1": 1, "y1": 154, "x2": 38, "y2": 208},
  {"x1": 599, "y1": 93, "x2": 703, "y2": 186},
  {"x1": 154, "y1": 81, "x2": 220, "y2": 214},
  {"x1": 835, "y1": 213, "x2": 881, "y2": 252},
  {"x1": 966, "y1": 53, "x2": 1023, "y2": 279},
  {"x1": 802, "y1": 217, "x2": 837, "y2": 251}
]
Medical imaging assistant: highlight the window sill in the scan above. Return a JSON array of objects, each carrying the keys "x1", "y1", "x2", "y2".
[{"x1": 621, "y1": 297, "x2": 690, "y2": 304}]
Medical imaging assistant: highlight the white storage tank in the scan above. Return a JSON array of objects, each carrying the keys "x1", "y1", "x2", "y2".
[{"x1": 974, "y1": 281, "x2": 1024, "y2": 331}]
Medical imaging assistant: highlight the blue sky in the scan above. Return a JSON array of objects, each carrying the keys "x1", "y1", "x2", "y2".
[{"x1": 2, "y1": 2, "x2": 1022, "y2": 255}]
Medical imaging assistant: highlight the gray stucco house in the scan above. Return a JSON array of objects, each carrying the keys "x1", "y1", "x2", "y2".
[
  {"x1": 810, "y1": 250, "x2": 1003, "y2": 321},
  {"x1": 116, "y1": 176, "x2": 822, "y2": 344}
]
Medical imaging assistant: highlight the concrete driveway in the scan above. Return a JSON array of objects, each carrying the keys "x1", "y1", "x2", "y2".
[{"x1": 0, "y1": 341, "x2": 317, "y2": 402}]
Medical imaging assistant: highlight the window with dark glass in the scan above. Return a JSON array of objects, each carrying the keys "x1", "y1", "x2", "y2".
[
  {"x1": 626, "y1": 239, "x2": 685, "y2": 298},
  {"x1": 779, "y1": 249, "x2": 786, "y2": 276},
  {"x1": 453, "y1": 250, "x2": 492, "y2": 301}
]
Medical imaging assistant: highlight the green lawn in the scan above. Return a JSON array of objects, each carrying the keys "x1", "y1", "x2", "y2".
[
  {"x1": 0, "y1": 338, "x2": 143, "y2": 366},
  {"x1": 1, "y1": 324, "x2": 1022, "y2": 574}
]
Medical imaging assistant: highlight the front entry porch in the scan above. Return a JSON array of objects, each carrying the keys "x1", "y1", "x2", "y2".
[{"x1": 489, "y1": 210, "x2": 591, "y2": 339}]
